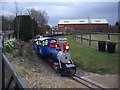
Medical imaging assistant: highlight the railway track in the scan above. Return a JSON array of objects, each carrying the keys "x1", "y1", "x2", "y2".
[{"x1": 70, "y1": 74, "x2": 108, "y2": 90}]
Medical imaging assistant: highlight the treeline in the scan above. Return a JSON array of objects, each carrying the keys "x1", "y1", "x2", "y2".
[
  {"x1": 1, "y1": 8, "x2": 51, "y2": 41},
  {"x1": 2, "y1": 15, "x2": 14, "y2": 30}
]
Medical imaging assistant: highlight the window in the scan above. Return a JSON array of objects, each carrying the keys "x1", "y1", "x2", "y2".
[
  {"x1": 59, "y1": 25, "x2": 64, "y2": 27},
  {"x1": 79, "y1": 21, "x2": 85, "y2": 22},
  {"x1": 64, "y1": 21, "x2": 69, "y2": 23},
  {"x1": 95, "y1": 20, "x2": 101, "y2": 22}
]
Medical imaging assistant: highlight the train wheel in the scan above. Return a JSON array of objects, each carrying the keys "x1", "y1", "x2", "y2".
[
  {"x1": 61, "y1": 72, "x2": 66, "y2": 77},
  {"x1": 67, "y1": 68, "x2": 76, "y2": 77},
  {"x1": 60, "y1": 67, "x2": 76, "y2": 77},
  {"x1": 60, "y1": 68, "x2": 67, "y2": 77},
  {"x1": 52, "y1": 66, "x2": 60, "y2": 73}
]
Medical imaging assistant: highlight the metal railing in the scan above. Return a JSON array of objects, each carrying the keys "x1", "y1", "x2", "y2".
[{"x1": 0, "y1": 34, "x2": 28, "y2": 90}]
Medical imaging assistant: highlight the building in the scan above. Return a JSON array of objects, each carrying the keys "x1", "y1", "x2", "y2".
[{"x1": 58, "y1": 19, "x2": 109, "y2": 31}]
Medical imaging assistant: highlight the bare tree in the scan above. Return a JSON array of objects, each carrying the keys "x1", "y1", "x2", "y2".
[
  {"x1": 27, "y1": 8, "x2": 49, "y2": 34},
  {"x1": 14, "y1": 1, "x2": 24, "y2": 56},
  {"x1": 27, "y1": 8, "x2": 48, "y2": 25},
  {"x1": 14, "y1": 1, "x2": 22, "y2": 42},
  {"x1": 2, "y1": 15, "x2": 14, "y2": 30},
  {"x1": 14, "y1": 1, "x2": 22, "y2": 16}
]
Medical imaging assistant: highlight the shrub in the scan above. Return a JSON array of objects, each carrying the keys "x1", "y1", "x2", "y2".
[
  {"x1": 4, "y1": 38, "x2": 16, "y2": 53},
  {"x1": 14, "y1": 15, "x2": 34, "y2": 41},
  {"x1": 32, "y1": 19, "x2": 39, "y2": 36}
]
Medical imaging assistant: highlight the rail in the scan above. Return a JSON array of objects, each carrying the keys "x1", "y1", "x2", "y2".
[
  {"x1": 0, "y1": 34, "x2": 28, "y2": 89},
  {"x1": 76, "y1": 35, "x2": 119, "y2": 44},
  {"x1": 70, "y1": 74, "x2": 108, "y2": 90},
  {"x1": 72, "y1": 32, "x2": 119, "y2": 49}
]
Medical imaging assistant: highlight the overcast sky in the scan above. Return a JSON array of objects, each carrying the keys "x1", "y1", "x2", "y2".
[{"x1": 1, "y1": 0, "x2": 119, "y2": 26}]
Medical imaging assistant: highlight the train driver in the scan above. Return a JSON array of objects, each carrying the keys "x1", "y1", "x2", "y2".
[{"x1": 36, "y1": 39, "x2": 40, "y2": 53}]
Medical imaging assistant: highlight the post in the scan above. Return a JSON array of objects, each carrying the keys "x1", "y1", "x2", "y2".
[
  {"x1": 89, "y1": 33, "x2": 91, "y2": 46},
  {"x1": 8, "y1": 34, "x2": 10, "y2": 40},
  {"x1": 2, "y1": 35, "x2": 5, "y2": 55},
  {"x1": 0, "y1": 35, "x2": 2, "y2": 89},
  {"x1": 74, "y1": 32, "x2": 76, "y2": 42},
  {"x1": 81, "y1": 32, "x2": 83, "y2": 43},
  {"x1": 12, "y1": 33, "x2": 14, "y2": 38},
  {"x1": 108, "y1": 33, "x2": 110, "y2": 40},
  {"x1": 75, "y1": 34, "x2": 76, "y2": 42}
]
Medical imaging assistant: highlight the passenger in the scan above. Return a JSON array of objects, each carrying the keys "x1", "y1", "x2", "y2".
[
  {"x1": 36, "y1": 39, "x2": 40, "y2": 53},
  {"x1": 36, "y1": 34, "x2": 43, "y2": 39},
  {"x1": 42, "y1": 41, "x2": 45, "y2": 46},
  {"x1": 45, "y1": 40, "x2": 48, "y2": 46},
  {"x1": 36, "y1": 35, "x2": 40, "y2": 38},
  {"x1": 39, "y1": 35, "x2": 43, "y2": 38}
]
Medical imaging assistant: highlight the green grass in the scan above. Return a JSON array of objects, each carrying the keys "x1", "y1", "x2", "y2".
[{"x1": 58, "y1": 35, "x2": 118, "y2": 74}]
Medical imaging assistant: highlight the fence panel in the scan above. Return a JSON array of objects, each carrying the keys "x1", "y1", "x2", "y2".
[
  {"x1": 0, "y1": 35, "x2": 3, "y2": 90},
  {"x1": 0, "y1": 34, "x2": 28, "y2": 89},
  {"x1": 2, "y1": 54, "x2": 28, "y2": 89},
  {"x1": 73, "y1": 31, "x2": 119, "y2": 52}
]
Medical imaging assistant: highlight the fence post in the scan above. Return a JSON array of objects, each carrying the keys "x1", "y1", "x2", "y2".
[
  {"x1": 8, "y1": 34, "x2": 10, "y2": 40},
  {"x1": 12, "y1": 33, "x2": 14, "y2": 38},
  {"x1": 89, "y1": 33, "x2": 91, "y2": 46},
  {"x1": 74, "y1": 32, "x2": 76, "y2": 42},
  {"x1": 72, "y1": 31, "x2": 75, "y2": 41},
  {"x1": 108, "y1": 33, "x2": 110, "y2": 40},
  {"x1": 75, "y1": 34, "x2": 76, "y2": 42},
  {"x1": 81, "y1": 32, "x2": 83, "y2": 43},
  {"x1": 0, "y1": 35, "x2": 2, "y2": 89}
]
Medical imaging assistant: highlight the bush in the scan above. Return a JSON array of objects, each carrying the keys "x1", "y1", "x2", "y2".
[
  {"x1": 14, "y1": 15, "x2": 34, "y2": 41},
  {"x1": 32, "y1": 19, "x2": 39, "y2": 36},
  {"x1": 4, "y1": 38, "x2": 16, "y2": 53}
]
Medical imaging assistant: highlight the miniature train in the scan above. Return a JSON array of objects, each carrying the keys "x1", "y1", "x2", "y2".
[{"x1": 33, "y1": 36, "x2": 76, "y2": 76}]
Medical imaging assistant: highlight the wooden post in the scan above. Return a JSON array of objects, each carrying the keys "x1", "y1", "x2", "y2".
[
  {"x1": 12, "y1": 33, "x2": 14, "y2": 38},
  {"x1": 73, "y1": 33, "x2": 75, "y2": 41},
  {"x1": 108, "y1": 33, "x2": 110, "y2": 40},
  {"x1": 8, "y1": 34, "x2": 10, "y2": 40},
  {"x1": 74, "y1": 32, "x2": 77, "y2": 42},
  {"x1": 0, "y1": 35, "x2": 2, "y2": 89},
  {"x1": 89, "y1": 33, "x2": 91, "y2": 46},
  {"x1": 75, "y1": 34, "x2": 76, "y2": 42},
  {"x1": 81, "y1": 32, "x2": 83, "y2": 43}
]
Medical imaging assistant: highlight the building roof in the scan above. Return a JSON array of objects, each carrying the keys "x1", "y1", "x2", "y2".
[{"x1": 58, "y1": 19, "x2": 109, "y2": 24}]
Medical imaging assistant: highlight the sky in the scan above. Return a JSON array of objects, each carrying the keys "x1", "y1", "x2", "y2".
[{"x1": 1, "y1": 0, "x2": 119, "y2": 27}]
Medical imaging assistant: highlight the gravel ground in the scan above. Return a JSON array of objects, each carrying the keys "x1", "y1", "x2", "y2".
[
  {"x1": 84, "y1": 73, "x2": 118, "y2": 88},
  {"x1": 76, "y1": 68, "x2": 118, "y2": 88},
  {"x1": 6, "y1": 40, "x2": 118, "y2": 88},
  {"x1": 11, "y1": 61, "x2": 87, "y2": 88}
]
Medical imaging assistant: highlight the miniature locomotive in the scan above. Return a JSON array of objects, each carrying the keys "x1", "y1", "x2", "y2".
[{"x1": 33, "y1": 36, "x2": 76, "y2": 76}]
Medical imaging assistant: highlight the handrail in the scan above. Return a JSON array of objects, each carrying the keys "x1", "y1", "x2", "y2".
[
  {"x1": 0, "y1": 33, "x2": 28, "y2": 89},
  {"x1": 2, "y1": 54, "x2": 28, "y2": 89}
]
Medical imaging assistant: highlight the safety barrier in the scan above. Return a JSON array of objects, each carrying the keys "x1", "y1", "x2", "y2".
[{"x1": 0, "y1": 34, "x2": 28, "y2": 89}]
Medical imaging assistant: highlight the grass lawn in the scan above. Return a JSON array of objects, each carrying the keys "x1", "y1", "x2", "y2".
[{"x1": 58, "y1": 35, "x2": 118, "y2": 74}]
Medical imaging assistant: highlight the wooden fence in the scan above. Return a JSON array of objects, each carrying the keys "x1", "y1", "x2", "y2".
[
  {"x1": 0, "y1": 33, "x2": 28, "y2": 89},
  {"x1": 3, "y1": 30, "x2": 14, "y2": 40},
  {"x1": 72, "y1": 32, "x2": 119, "y2": 52}
]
